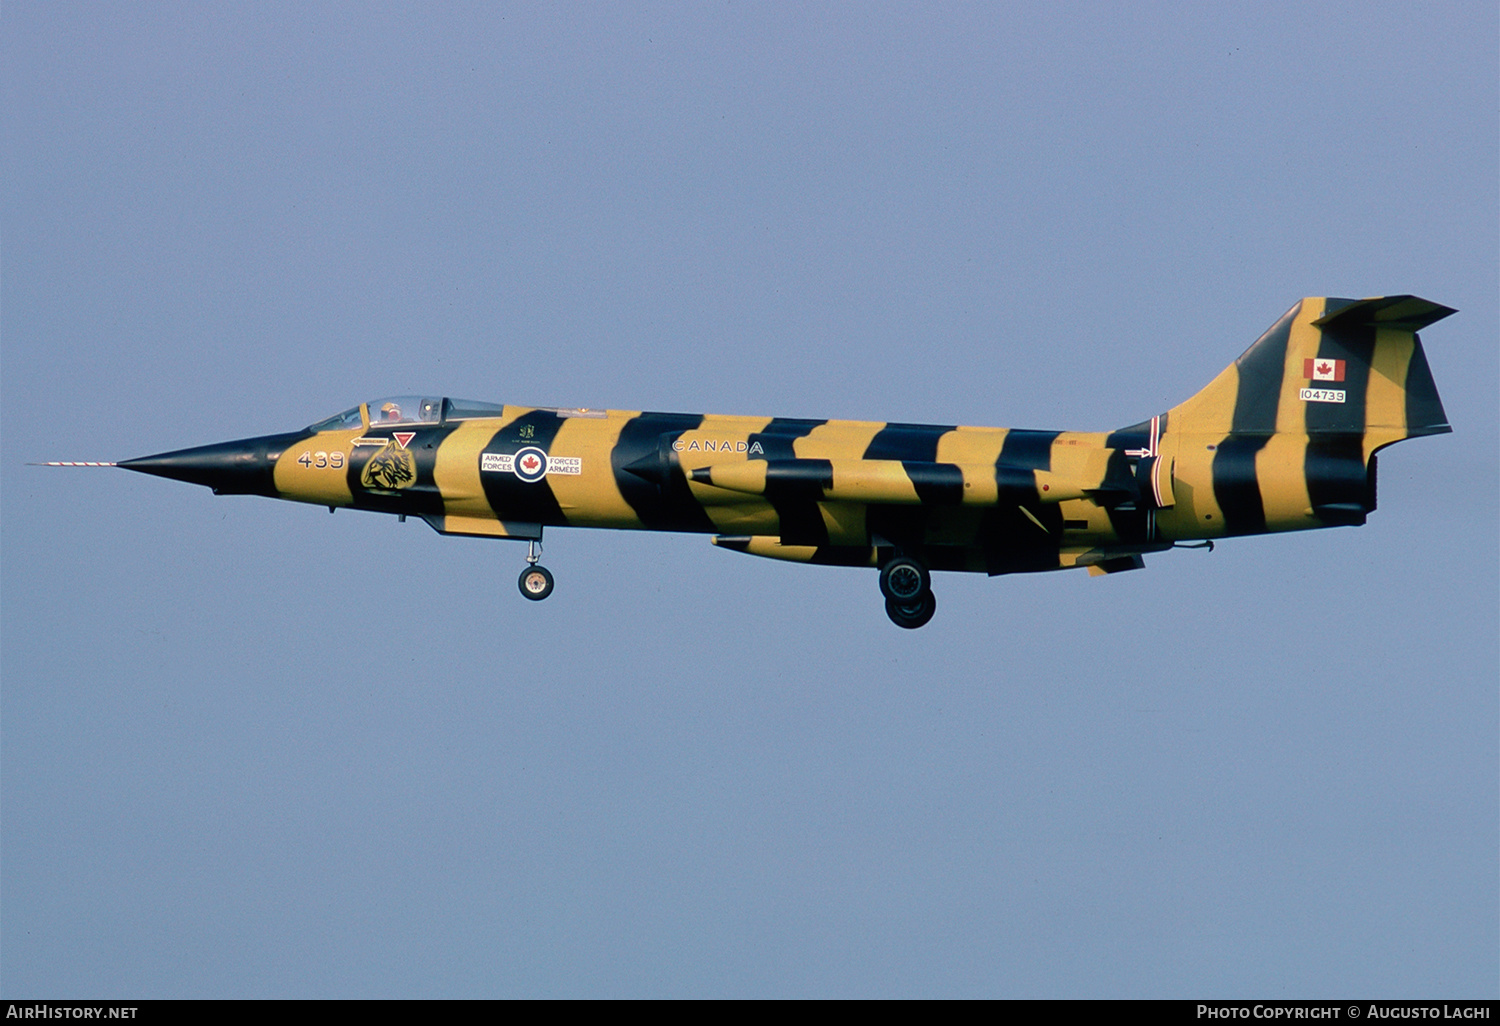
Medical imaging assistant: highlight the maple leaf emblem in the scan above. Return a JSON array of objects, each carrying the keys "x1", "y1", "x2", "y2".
[
  {"x1": 521, "y1": 455, "x2": 541, "y2": 472},
  {"x1": 1316, "y1": 361, "x2": 1332, "y2": 376}
]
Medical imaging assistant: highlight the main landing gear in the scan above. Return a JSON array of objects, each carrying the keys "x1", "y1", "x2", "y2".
[
  {"x1": 879, "y1": 554, "x2": 936, "y2": 629},
  {"x1": 517, "y1": 536, "x2": 554, "y2": 601}
]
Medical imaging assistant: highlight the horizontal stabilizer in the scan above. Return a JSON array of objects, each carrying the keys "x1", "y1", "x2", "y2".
[{"x1": 1312, "y1": 295, "x2": 1456, "y2": 332}]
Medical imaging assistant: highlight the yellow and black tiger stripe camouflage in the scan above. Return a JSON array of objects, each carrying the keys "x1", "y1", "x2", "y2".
[{"x1": 106, "y1": 295, "x2": 1453, "y2": 627}]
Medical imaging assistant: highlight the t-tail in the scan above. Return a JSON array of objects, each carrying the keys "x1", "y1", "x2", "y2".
[{"x1": 1135, "y1": 295, "x2": 1453, "y2": 540}]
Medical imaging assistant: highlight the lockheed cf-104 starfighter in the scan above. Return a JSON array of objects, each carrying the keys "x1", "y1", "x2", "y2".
[{"x1": 50, "y1": 295, "x2": 1452, "y2": 627}]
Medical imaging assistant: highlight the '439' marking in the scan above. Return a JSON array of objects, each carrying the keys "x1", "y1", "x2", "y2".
[{"x1": 296, "y1": 450, "x2": 345, "y2": 469}]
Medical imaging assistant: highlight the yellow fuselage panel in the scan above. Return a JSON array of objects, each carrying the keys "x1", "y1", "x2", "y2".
[
  {"x1": 542, "y1": 410, "x2": 649, "y2": 526},
  {"x1": 271, "y1": 429, "x2": 360, "y2": 506},
  {"x1": 432, "y1": 420, "x2": 502, "y2": 516}
]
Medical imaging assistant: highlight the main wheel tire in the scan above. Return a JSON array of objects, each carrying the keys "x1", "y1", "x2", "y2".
[
  {"x1": 518, "y1": 565, "x2": 555, "y2": 601},
  {"x1": 885, "y1": 590, "x2": 936, "y2": 629},
  {"x1": 879, "y1": 556, "x2": 929, "y2": 603}
]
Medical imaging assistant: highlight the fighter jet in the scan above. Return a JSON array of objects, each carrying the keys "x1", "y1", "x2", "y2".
[{"x1": 48, "y1": 295, "x2": 1452, "y2": 628}]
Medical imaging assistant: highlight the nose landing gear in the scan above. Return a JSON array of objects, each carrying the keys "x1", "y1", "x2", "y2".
[
  {"x1": 879, "y1": 554, "x2": 935, "y2": 629},
  {"x1": 517, "y1": 537, "x2": 554, "y2": 601}
]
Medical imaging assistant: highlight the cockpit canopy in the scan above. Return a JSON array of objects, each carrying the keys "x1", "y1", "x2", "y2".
[
  {"x1": 307, "y1": 397, "x2": 508, "y2": 432},
  {"x1": 369, "y1": 396, "x2": 442, "y2": 425}
]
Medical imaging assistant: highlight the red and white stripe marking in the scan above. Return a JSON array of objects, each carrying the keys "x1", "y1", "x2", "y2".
[{"x1": 36, "y1": 461, "x2": 118, "y2": 467}]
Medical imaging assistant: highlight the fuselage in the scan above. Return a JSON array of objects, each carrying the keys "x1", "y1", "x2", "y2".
[
  {"x1": 124, "y1": 398, "x2": 1377, "y2": 577},
  {"x1": 108, "y1": 295, "x2": 1452, "y2": 625}
]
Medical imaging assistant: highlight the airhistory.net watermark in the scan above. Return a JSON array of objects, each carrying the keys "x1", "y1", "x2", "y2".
[{"x1": 5, "y1": 1007, "x2": 137, "y2": 1020}]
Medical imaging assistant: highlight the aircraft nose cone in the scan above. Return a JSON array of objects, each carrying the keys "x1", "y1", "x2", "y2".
[{"x1": 119, "y1": 431, "x2": 307, "y2": 496}]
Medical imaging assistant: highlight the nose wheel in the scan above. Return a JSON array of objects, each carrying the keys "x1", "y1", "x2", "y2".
[
  {"x1": 519, "y1": 565, "x2": 554, "y2": 600},
  {"x1": 518, "y1": 537, "x2": 554, "y2": 601},
  {"x1": 879, "y1": 553, "x2": 935, "y2": 628}
]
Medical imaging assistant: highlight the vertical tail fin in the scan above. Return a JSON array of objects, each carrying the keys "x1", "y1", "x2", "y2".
[
  {"x1": 1153, "y1": 296, "x2": 1453, "y2": 535},
  {"x1": 1167, "y1": 295, "x2": 1453, "y2": 449}
]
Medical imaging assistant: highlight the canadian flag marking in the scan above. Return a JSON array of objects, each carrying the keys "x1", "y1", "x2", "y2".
[{"x1": 1303, "y1": 357, "x2": 1346, "y2": 382}]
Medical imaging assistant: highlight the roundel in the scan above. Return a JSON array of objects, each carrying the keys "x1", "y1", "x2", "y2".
[{"x1": 512, "y1": 446, "x2": 549, "y2": 483}]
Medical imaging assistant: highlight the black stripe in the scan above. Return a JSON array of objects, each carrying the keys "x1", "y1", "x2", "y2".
[
  {"x1": 1231, "y1": 303, "x2": 1297, "y2": 435},
  {"x1": 1105, "y1": 410, "x2": 1170, "y2": 452},
  {"x1": 862, "y1": 423, "x2": 953, "y2": 462},
  {"x1": 1103, "y1": 415, "x2": 1157, "y2": 543},
  {"x1": 1304, "y1": 434, "x2": 1369, "y2": 526},
  {"x1": 1105, "y1": 421, "x2": 1150, "y2": 452},
  {"x1": 744, "y1": 420, "x2": 828, "y2": 545},
  {"x1": 906, "y1": 461, "x2": 966, "y2": 505},
  {"x1": 982, "y1": 429, "x2": 1062, "y2": 573},
  {"x1": 347, "y1": 424, "x2": 460, "y2": 517},
  {"x1": 1210, "y1": 435, "x2": 1269, "y2": 535},
  {"x1": 1205, "y1": 308, "x2": 1298, "y2": 535},
  {"x1": 763, "y1": 459, "x2": 833, "y2": 545},
  {"x1": 610, "y1": 413, "x2": 719, "y2": 533},
  {"x1": 1317, "y1": 297, "x2": 1361, "y2": 321},
  {"x1": 998, "y1": 429, "x2": 1058, "y2": 470},
  {"x1": 1305, "y1": 321, "x2": 1372, "y2": 436},
  {"x1": 762, "y1": 459, "x2": 834, "y2": 500},
  {"x1": 125, "y1": 429, "x2": 316, "y2": 498},
  {"x1": 1101, "y1": 447, "x2": 1151, "y2": 543},
  {"x1": 869, "y1": 429, "x2": 959, "y2": 549},
  {"x1": 747, "y1": 418, "x2": 825, "y2": 460},
  {"x1": 1404, "y1": 336, "x2": 1449, "y2": 435},
  {"x1": 860, "y1": 425, "x2": 969, "y2": 548},
  {"x1": 479, "y1": 411, "x2": 569, "y2": 526}
]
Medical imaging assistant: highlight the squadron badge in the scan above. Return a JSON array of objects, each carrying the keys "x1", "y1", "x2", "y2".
[{"x1": 361, "y1": 438, "x2": 417, "y2": 492}]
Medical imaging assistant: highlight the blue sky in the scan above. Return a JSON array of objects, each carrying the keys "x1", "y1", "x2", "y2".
[{"x1": 3, "y1": 2, "x2": 1495, "y2": 997}]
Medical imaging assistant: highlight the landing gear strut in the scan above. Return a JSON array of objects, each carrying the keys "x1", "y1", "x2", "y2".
[
  {"x1": 518, "y1": 536, "x2": 554, "y2": 601},
  {"x1": 879, "y1": 553, "x2": 935, "y2": 629}
]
